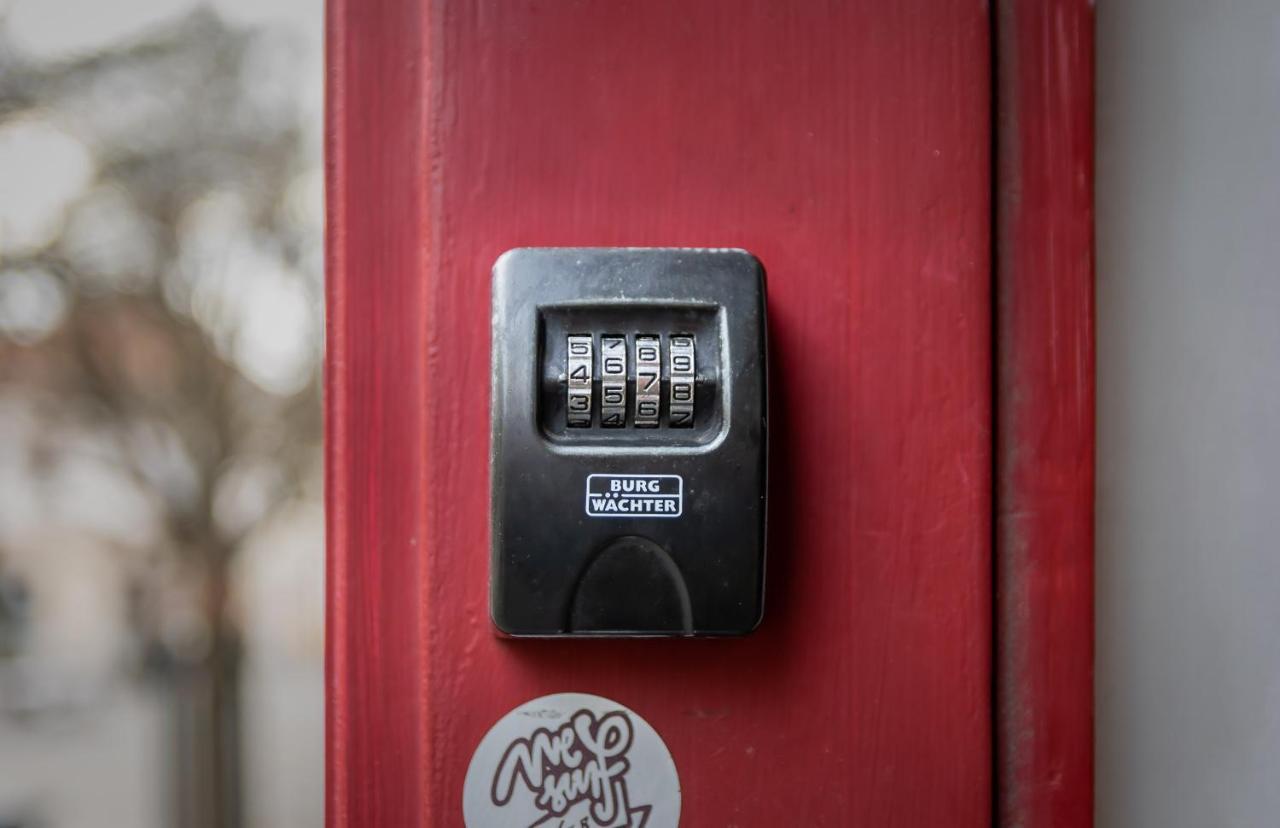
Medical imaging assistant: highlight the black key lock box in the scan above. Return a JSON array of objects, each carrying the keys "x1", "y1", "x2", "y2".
[{"x1": 490, "y1": 248, "x2": 768, "y2": 636}]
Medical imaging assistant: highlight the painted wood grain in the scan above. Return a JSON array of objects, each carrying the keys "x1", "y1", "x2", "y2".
[
  {"x1": 328, "y1": 1, "x2": 993, "y2": 824},
  {"x1": 995, "y1": 1, "x2": 1096, "y2": 826}
]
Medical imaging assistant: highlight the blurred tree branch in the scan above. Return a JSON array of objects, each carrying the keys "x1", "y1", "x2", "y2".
[{"x1": 0, "y1": 9, "x2": 322, "y2": 828}]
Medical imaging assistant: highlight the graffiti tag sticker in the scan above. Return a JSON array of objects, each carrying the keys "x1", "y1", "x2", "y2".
[{"x1": 463, "y1": 693, "x2": 680, "y2": 828}]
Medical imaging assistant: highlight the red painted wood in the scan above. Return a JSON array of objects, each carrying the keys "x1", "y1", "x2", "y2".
[
  {"x1": 328, "y1": 2, "x2": 992, "y2": 825},
  {"x1": 995, "y1": 1, "x2": 1095, "y2": 826},
  {"x1": 325, "y1": 0, "x2": 435, "y2": 824}
]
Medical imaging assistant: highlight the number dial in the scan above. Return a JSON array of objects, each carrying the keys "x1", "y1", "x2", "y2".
[
  {"x1": 599, "y1": 336, "x2": 627, "y2": 427},
  {"x1": 668, "y1": 335, "x2": 695, "y2": 428},
  {"x1": 634, "y1": 335, "x2": 661, "y2": 428},
  {"x1": 566, "y1": 335, "x2": 593, "y2": 427}
]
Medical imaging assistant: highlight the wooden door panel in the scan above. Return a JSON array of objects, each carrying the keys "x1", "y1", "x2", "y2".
[{"x1": 329, "y1": 2, "x2": 992, "y2": 825}]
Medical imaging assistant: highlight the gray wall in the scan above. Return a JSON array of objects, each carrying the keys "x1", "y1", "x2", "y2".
[{"x1": 1097, "y1": 1, "x2": 1280, "y2": 826}]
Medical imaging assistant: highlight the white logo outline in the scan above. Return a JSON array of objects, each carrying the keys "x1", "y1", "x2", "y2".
[{"x1": 584, "y1": 474, "x2": 683, "y2": 519}]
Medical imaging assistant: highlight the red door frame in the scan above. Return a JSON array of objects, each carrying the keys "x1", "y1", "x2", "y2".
[
  {"x1": 325, "y1": 1, "x2": 1094, "y2": 825},
  {"x1": 995, "y1": 1, "x2": 1095, "y2": 825}
]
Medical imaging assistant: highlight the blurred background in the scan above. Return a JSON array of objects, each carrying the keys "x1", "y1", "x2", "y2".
[
  {"x1": 1, "y1": 0, "x2": 1276, "y2": 827},
  {"x1": 0, "y1": 1, "x2": 322, "y2": 826}
]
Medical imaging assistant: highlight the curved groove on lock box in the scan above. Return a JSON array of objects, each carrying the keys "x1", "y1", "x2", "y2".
[{"x1": 567, "y1": 535, "x2": 694, "y2": 635}]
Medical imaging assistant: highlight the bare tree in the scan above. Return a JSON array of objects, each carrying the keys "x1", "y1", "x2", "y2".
[{"x1": 0, "y1": 11, "x2": 321, "y2": 827}]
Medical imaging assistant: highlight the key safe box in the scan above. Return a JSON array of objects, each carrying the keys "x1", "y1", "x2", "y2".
[{"x1": 489, "y1": 248, "x2": 768, "y2": 636}]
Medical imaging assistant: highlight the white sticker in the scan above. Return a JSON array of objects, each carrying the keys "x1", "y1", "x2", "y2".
[
  {"x1": 463, "y1": 692, "x2": 681, "y2": 828},
  {"x1": 585, "y1": 474, "x2": 683, "y2": 518}
]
